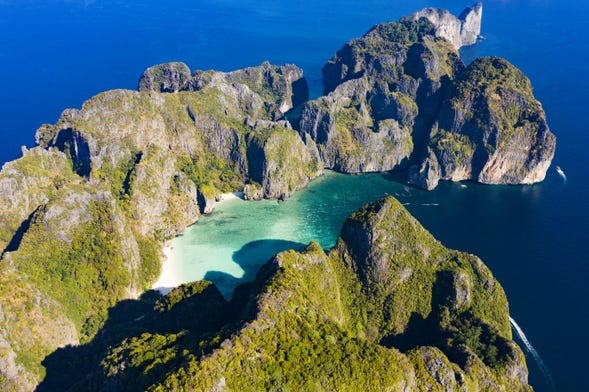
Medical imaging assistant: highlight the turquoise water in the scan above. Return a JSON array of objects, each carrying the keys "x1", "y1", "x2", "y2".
[
  {"x1": 2, "y1": 1, "x2": 589, "y2": 390},
  {"x1": 169, "y1": 167, "x2": 563, "y2": 300},
  {"x1": 167, "y1": 171, "x2": 422, "y2": 298},
  {"x1": 170, "y1": 166, "x2": 571, "y2": 391}
]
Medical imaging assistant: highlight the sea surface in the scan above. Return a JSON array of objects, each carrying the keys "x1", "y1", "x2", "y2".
[{"x1": 1, "y1": 1, "x2": 588, "y2": 390}]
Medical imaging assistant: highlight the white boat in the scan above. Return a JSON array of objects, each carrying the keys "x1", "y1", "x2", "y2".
[{"x1": 556, "y1": 165, "x2": 567, "y2": 182}]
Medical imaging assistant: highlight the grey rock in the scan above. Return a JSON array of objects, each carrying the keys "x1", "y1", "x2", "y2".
[
  {"x1": 138, "y1": 62, "x2": 192, "y2": 93},
  {"x1": 139, "y1": 61, "x2": 308, "y2": 119},
  {"x1": 305, "y1": 17, "x2": 463, "y2": 175},
  {"x1": 408, "y1": 148, "x2": 441, "y2": 190},
  {"x1": 247, "y1": 124, "x2": 323, "y2": 199},
  {"x1": 410, "y1": 2, "x2": 483, "y2": 50},
  {"x1": 418, "y1": 57, "x2": 556, "y2": 188}
]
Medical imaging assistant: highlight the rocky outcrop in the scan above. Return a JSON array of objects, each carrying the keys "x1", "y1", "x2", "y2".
[
  {"x1": 303, "y1": 17, "x2": 464, "y2": 174},
  {"x1": 410, "y1": 2, "x2": 483, "y2": 50},
  {"x1": 139, "y1": 61, "x2": 308, "y2": 119},
  {"x1": 298, "y1": 78, "x2": 416, "y2": 173},
  {"x1": 0, "y1": 147, "x2": 76, "y2": 253},
  {"x1": 138, "y1": 62, "x2": 192, "y2": 93},
  {"x1": 409, "y1": 57, "x2": 556, "y2": 189},
  {"x1": 0, "y1": 5, "x2": 550, "y2": 389},
  {"x1": 36, "y1": 61, "x2": 315, "y2": 233},
  {"x1": 0, "y1": 61, "x2": 318, "y2": 389},
  {"x1": 303, "y1": 10, "x2": 554, "y2": 190},
  {"x1": 246, "y1": 125, "x2": 322, "y2": 199}
]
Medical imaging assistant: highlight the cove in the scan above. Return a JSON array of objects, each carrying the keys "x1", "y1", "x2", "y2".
[
  {"x1": 157, "y1": 169, "x2": 556, "y2": 299},
  {"x1": 158, "y1": 167, "x2": 573, "y2": 391}
]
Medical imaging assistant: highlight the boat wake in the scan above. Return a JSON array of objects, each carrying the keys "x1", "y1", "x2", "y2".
[
  {"x1": 556, "y1": 166, "x2": 567, "y2": 182},
  {"x1": 421, "y1": 203, "x2": 439, "y2": 206},
  {"x1": 509, "y1": 317, "x2": 555, "y2": 391}
]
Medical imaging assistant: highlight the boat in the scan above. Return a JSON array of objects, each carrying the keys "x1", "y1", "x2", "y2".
[{"x1": 556, "y1": 165, "x2": 567, "y2": 181}]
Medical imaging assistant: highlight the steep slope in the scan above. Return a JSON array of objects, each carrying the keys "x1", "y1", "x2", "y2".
[
  {"x1": 299, "y1": 8, "x2": 554, "y2": 189},
  {"x1": 0, "y1": 5, "x2": 553, "y2": 389},
  {"x1": 0, "y1": 62, "x2": 320, "y2": 389},
  {"x1": 40, "y1": 197, "x2": 530, "y2": 391},
  {"x1": 409, "y1": 56, "x2": 556, "y2": 189},
  {"x1": 410, "y1": 2, "x2": 483, "y2": 50}
]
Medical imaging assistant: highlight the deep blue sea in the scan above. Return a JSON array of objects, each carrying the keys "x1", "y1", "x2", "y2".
[{"x1": 1, "y1": 1, "x2": 588, "y2": 390}]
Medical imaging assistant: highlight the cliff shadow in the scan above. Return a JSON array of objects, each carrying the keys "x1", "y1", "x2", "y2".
[
  {"x1": 379, "y1": 271, "x2": 455, "y2": 352},
  {"x1": 38, "y1": 284, "x2": 234, "y2": 391},
  {"x1": 37, "y1": 291, "x2": 164, "y2": 391},
  {"x1": 52, "y1": 128, "x2": 92, "y2": 177},
  {"x1": 1, "y1": 206, "x2": 40, "y2": 256},
  {"x1": 379, "y1": 270, "x2": 515, "y2": 370},
  {"x1": 204, "y1": 238, "x2": 306, "y2": 299},
  {"x1": 38, "y1": 239, "x2": 306, "y2": 390}
]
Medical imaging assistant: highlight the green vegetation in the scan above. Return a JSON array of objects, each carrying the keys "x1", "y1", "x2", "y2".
[
  {"x1": 12, "y1": 199, "x2": 130, "y2": 337},
  {"x1": 34, "y1": 198, "x2": 527, "y2": 391},
  {"x1": 0, "y1": 17, "x2": 544, "y2": 389},
  {"x1": 176, "y1": 152, "x2": 242, "y2": 194},
  {"x1": 432, "y1": 129, "x2": 475, "y2": 167},
  {"x1": 362, "y1": 17, "x2": 436, "y2": 51},
  {"x1": 136, "y1": 235, "x2": 162, "y2": 289},
  {"x1": 449, "y1": 56, "x2": 543, "y2": 149},
  {"x1": 0, "y1": 60, "x2": 326, "y2": 388}
]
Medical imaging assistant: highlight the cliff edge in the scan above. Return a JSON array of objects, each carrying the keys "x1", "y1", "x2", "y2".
[
  {"x1": 411, "y1": 2, "x2": 483, "y2": 50},
  {"x1": 38, "y1": 197, "x2": 531, "y2": 391}
]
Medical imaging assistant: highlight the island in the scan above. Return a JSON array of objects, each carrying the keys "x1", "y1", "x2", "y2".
[{"x1": 0, "y1": 4, "x2": 551, "y2": 390}]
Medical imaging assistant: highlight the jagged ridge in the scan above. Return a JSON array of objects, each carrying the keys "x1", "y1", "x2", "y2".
[
  {"x1": 37, "y1": 197, "x2": 531, "y2": 391},
  {"x1": 0, "y1": 4, "x2": 552, "y2": 390}
]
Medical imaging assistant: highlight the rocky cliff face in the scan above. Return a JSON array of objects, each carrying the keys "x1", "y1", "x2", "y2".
[
  {"x1": 0, "y1": 62, "x2": 319, "y2": 389},
  {"x1": 409, "y1": 56, "x2": 556, "y2": 189},
  {"x1": 139, "y1": 61, "x2": 308, "y2": 120},
  {"x1": 47, "y1": 197, "x2": 531, "y2": 391},
  {"x1": 305, "y1": 18, "x2": 463, "y2": 174},
  {"x1": 304, "y1": 9, "x2": 554, "y2": 190},
  {"x1": 0, "y1": 5, "x2": 552, "y2": 389},
  {"x1": 411, "y1": 2, "x2": 483, "y2": 50}
]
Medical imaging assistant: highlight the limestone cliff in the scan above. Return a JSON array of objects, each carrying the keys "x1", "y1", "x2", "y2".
[
  {"x1": 0, "y1": 5, "x2": 552, "y2": 389},
  {"x1": 304, "y1": 17, "x2": 465, "y2": 174},
  {"x1": 304, "y1": 9, "x2": 554, "y2": 190},
  {"x1": 410, "y1": 2, "x2": 483, "y2": 50},
  {"x1": 0, "y1": 62, "x2": 319, "y2": 389},
  {"x1": 409, "y1": 57, "x2": 556, "y2": 189},
  {"x1": 139, "y1": 61, "x2": 308, "y2": 120}
]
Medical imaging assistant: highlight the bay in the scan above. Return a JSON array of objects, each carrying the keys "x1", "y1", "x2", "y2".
[{"x1": 1, "y1": 1, "x2": 588, "y2": 390}]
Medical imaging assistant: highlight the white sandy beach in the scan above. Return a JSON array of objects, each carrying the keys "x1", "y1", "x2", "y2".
[
  {"x1": 217, "y1": 191, "x2": 244, "y2": 203},
  {"x1": 152, "y1": 191, "x2": 245, "y2": 294},
  {"x1": 152, "y1": 241, "x2": 180, "y2": 294}
]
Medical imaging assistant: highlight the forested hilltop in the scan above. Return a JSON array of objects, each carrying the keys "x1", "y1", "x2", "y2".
[
  {"x1": 38, "y1": 197, "x2": 531, "y2": 391},
  {"x1": 0, "y1": 4, "x2": 550, "y2": 390}
]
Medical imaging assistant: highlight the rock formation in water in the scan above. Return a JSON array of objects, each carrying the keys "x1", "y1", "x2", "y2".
[
  {"x1": 409, "y1": 56, "x2": 555, "y2": 190},
  {"x1": 0, "y1": 4, "x2": 553, "y2": 390},
  {"x1": 301, "y1": 5, "x2": 555, "y2": 189},
  {"x1": 37, "y1": 197, "x2": 532, "y2": 391},
  {"x1": 410, "y1": 2, "x2": 483, "y2": 50}
]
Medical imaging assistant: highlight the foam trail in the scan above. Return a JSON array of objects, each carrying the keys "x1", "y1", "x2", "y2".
[
  {"x1": 556, "y1": 166, "x2": 567, "y2": 183},
  {"x1": 509, "y1": 317, "x2": 555, "y2": 391}
]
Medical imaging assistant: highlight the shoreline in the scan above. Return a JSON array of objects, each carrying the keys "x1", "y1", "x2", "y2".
[
  {"x1": 151, "y1": 240, "x2": 179, "y2": 294},
  {"x1": 152, "y1": 191, "x2": 244, "y2": 294},
  {"x1": 217, "y1": 191, "x2": 244, "y2": 203}
]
